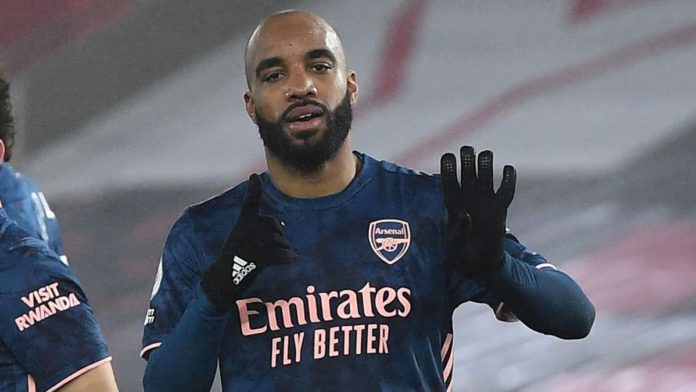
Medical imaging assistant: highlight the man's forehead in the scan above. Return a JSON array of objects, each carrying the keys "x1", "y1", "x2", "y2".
[{"x1": 247, "y1": 13, "x2": 344, "y2": 66}]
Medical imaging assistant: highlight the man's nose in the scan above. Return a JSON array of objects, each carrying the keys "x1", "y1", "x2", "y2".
[{"x1": 284, "y1": 71, "x2": 317, "y2": 100}]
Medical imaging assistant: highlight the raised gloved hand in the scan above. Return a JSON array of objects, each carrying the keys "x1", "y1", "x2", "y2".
[
  {"x1": 440, "y1": 146, "x2": 516, "y2": 280},
  {"x1": 202, "y1": 174, "x2": 298, "y2": 311}
]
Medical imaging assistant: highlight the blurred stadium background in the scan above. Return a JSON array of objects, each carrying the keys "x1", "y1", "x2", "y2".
[{"x1": 2, "y1": 0, "x2": 696, "y2": 390}]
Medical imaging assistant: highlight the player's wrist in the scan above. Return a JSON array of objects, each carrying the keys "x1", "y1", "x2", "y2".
[
  {"x1": 202, "y1": 245, "x2": 264, "y2": 311},
  {"x1": 195, "y1": 284, "x2": 233, "y2": 317},
  {"x1": 477, "y1": 252, "x2": 513, "y2": 284},
  {"x1": 456, "y1": 248, "x2": 507, "y2": 282},
  {"x1": 201, "y1": 260, "x2": 239, "y2": 311}
]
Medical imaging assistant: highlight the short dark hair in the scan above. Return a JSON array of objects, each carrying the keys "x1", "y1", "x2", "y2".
[{"x1": 0, "y1": 70, "x2": 15, "y2": 162}]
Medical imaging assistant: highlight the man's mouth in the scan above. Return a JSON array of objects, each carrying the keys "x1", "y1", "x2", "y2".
[{"x1": 285, "y1": 104, "x2": 325, "y2": 132}]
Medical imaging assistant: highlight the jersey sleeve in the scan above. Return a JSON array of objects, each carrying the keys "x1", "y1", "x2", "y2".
[
  {"x1": 141, "y1": 210, "x2": 205, "y2": 358},
  {"x1": 448, "y1": 230, "x2": 554, "y2": 319},
  {"x1": 0, "y1": 250, "x2": 110, "y2": 392}
]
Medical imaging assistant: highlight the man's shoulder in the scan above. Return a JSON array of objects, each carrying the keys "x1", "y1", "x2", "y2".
[
  {"x1": 0, "y1": 164, "x2": 39, "y2": 200},
  {"x1": 362, "y1": 153, "x2": 441, "y2": 188},
  {"x1": 0, "y1": 225, "x2": 65, "y2": 287},
  {"x1": 188, "y1": 181, "x2": 248, "y2": 218},
  {"x1": 169, "y1": 181, "x2": 249, "y2": 237},
  {"x1": 0, "y1": 217, "x2": 44, "y2": 257}
]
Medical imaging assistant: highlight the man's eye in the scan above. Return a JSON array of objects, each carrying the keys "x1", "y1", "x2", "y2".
[
  {"x1": 263, "y1": 72, "x2": 283, "y2": 82},
  {"x1": 311, "y1": 64, "x2": 332, "y2": 72}
]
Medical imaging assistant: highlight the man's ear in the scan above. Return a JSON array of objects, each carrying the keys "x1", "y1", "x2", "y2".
[
  {"x1": 0, "y1": 139, "x2": 5, "y2": 163},
  {"x1": 347, "y1": 71, "x2": 358, "y2": 105},
  {"x1": 244, "y1": 91, "x2": 258, "y2": 124}
]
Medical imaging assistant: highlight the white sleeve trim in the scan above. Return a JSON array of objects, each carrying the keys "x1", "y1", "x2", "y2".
[
  {"x1": 46, "y1": 357, "x2": 112, "y2": 392},
  {"x1": 140, "y1": 342, "x2": 163, "y2": 359}
]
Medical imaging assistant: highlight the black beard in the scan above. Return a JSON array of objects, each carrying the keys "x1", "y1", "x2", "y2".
[{"x1": 256, "y1": 92, "x2": 352, "y2": 173}]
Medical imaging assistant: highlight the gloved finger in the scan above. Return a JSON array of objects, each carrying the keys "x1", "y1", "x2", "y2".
[
  {"x1": 241, "y1": 174, "x2": 262, "y2": 216},
  {"x1": 440, "y1": 153, "x2": 461, "y2": 215},
  {"x1": 262, "y1": 230, "x2": 295, "y2": 248},
  {"x1": 249, "y1": 218, "x2": 293, "y2": 245},
  {"x1": 477, "y1": 150, "x2": 495, "y2": 195},
  {"x1": 460, "y1": 146, "x2": 477, "y2": 192},
  {"x1": 262, "y1": 248, "x2": 300, "y2": 265},
  {"x1": 497, "y1": 165, "x2": 516, "y2": 208}
]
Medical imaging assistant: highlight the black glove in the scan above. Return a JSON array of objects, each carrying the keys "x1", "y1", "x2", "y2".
[
  {"x1": 202, "y1": 174, "x2": 299, "y2": 311},
  {"x1": 440, "y1": 146, "x2": 516, "y2": 280}
]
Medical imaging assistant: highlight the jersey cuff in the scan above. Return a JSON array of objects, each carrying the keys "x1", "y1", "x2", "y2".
[
  {"x1": 535, "y1": 262, "x2": 557, "y2": 270},
  {"x1": 46, "y1": 356, "x2": 112, "y2": 392},
  {"x1": 193, "y1": 284, "x2": 232, "y2": 317},
  {"x1": 141, "y1": 342, "x2": 163, "y2": 359}
]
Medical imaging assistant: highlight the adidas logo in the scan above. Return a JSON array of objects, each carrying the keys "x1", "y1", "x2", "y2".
[{"x1": 232, "y1": 256, "x2": 256, "y2": 285}]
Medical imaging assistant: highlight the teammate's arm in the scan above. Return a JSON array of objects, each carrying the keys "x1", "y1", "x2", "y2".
[
  {"x1": 57, "y1": 362, "x2": 118, "y2": 392},
  {"x1": 0, "y1": 224, "x2": 116, "y2": 392},
  {"x1": 143, "y1": 175, "x2": 298, "y2": 391},
  {"x1": 143, "y1": 288, "x2": 228, "y2": 392},
  {"x1": 441, "y1": 146, "x2": 595, "y2": 339}
]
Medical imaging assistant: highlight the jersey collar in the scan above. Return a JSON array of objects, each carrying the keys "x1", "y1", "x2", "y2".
[{"x1": 260, "y1": 151, "x2": 378, "y2": 211}]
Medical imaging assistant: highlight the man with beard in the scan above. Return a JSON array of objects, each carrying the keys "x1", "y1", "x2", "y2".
[{"x1": 141, "y1": 10, "x2": 595, "y2": 392}]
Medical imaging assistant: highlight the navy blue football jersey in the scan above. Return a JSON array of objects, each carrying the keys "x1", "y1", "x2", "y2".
[
  {"x1": 142, "y1": 153, "x2": 549, "y2": 391},
  {"x1": 0, "y1": 208, "x2": 110, "y2": 392},
  {"x1": 0, "y1": 164, "x2": 66, "y2": 262}
]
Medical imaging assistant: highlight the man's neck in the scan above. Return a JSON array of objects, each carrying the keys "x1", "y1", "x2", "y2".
[{"x1": 265, "y1": 142, "x2": 361, "y2": 198}]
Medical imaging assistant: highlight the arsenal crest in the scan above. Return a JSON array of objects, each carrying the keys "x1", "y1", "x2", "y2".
[{"x1": 368, "y1": 219, "x2": 411, "y2": 265}]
